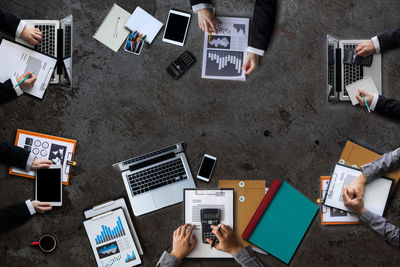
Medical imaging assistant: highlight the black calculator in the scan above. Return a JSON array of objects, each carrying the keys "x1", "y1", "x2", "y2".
[
  {"x1": 201, "y1": 209, "x2": 221, "y2": 244},
  {"x1": 343, "y1": 48, "x2": 373, "y2": 66},
  {"x1": 166, "y1": 51, "x2": 196, "y2": 80}
]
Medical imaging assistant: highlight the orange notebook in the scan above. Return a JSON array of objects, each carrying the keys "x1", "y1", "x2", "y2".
[
  {"x1": 339, "y1": 140, "x2": 400, "y2": 194},
  {"x1": 218, "y1": 180, "x2": 266, "y2": 248},
  {"x1": 9, "y1": 129, "x2": 77, "y2": 185}
]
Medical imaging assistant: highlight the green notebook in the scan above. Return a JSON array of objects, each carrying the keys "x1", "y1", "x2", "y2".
[{"x1": 242, "y1": 180, "x2": 318, "y2": 264}]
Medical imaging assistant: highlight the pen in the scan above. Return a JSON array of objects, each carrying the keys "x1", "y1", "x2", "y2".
[
  {"x1": 208, "y1": 7, "x2": 215, "y2": 42},
  {"x1": 14, "y1": 73, "x2": 33, "y2": 88},
  {"x1": 361, "y1": 94, "x2": 371, "y2": 113},
  {"x1": 211, "y1": 224, "x2": 221, "y2": 248}
]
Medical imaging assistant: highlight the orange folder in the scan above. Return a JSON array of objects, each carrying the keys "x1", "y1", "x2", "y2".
[
  {"x1": 218, "y1": 180, "x2": 266, "y2": 248},
  {"x1": 338, "y1": 141, "x2": 400, "y2": 194}
]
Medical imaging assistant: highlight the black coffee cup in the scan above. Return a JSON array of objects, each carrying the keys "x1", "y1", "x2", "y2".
[{"x1": 31, "y1": 235, "x2": 57, "y2": 253}]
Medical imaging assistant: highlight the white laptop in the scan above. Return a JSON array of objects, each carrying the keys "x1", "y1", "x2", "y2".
[
  {"x1": 113, "y1": 143, "x2": 196, "y2": 216},
  {"x1": 15, "y1": 15, "x2": 73, "y2": 87},
  {"x1": 326, "y1": 35, "x2": 382, "y2": 102}
]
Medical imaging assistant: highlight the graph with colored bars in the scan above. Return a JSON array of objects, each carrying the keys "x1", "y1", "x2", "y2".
[
  {"x1": 95, "y1": 216, "x2": 126, "y2": 245},
  {"x1": 206, "y1": 50, "x2": 243, "y2": 76},
  {"x1": 125, "y1": 251, "x2": 136, "y2": 263}
]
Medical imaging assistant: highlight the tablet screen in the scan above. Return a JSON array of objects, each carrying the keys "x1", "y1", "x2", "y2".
[
  {"x1": 36, "y1": 168, "x2": 61, "y2": 202},
  {"x1": 164, "y1": 13, "x2": 189, "y2": 43}
]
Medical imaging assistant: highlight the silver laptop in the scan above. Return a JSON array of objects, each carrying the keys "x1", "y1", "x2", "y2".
[
  {"x1": 15, "y1": 15, "x2": 73, "y2": 87},
  {"x1": 113, "y1": 143, "x2": 196, "y2": 216},
  {"x1": 326, "y1": 35, "x2": 381, "y2": 102}
]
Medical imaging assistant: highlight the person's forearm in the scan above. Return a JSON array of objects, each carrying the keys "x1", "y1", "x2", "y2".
[
  {"x1": 360, "y1": 209, "x2": 400, "y2": 247},
  {"x1": 249, "y1": 0, "x2": 277, "y2": 52},
  {"x1": 233, "y1": 246, "x2": 264, "y2": 267},
  {"x1": 0, "y1": 142, "x2": 30, "y2": 169},
  {"x1": 361, "y1": 147, "x2": 400, "y2": 183},
  {"x1": 374, "y1": 95, "x2": 400, "y2": 120},
  {"x1": 156, "y1": 251, "x2": 182, "y2": 267},
  {"x1": 377, "y1": 28, "x2": 400, "y2": 53}
]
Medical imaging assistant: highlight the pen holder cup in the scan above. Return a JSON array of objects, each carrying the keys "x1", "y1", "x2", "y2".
[{"x1": 124, "y1": 38, "x2": 144, "y2": 56}]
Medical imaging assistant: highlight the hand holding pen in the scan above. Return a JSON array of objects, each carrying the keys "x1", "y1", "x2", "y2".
[
  {"x1": 16, "y1": 72, "x2": 36, "y2": 90},
  {"x1": 205, "y1": 224, "x2": 243, "y2": 255},
  {"x1": 356, "y1": 90, "x2": 374, "y2": 112}
]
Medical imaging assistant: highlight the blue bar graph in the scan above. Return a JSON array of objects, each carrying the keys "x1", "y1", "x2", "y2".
[{"x1": 95, "y1": 217, "x2": 126, "y2": 245}]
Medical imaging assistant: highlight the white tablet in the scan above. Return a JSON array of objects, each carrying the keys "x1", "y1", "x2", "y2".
[
  {"x1": 35, "y1": 165, "x2": 62, "y2": 206},
  {"x1": 162, "y1": 10, "x2": 191, "y2": 46}
]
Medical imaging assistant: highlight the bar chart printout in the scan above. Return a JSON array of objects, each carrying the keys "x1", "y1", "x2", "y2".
[
  {"x1": 206, "y1": 51, "x2": 243, "y2": 77},
  {"x1": 95, "y1": 216, "x2": 126, "y2": 245},
  {"x1": 83, "y1": 208, "x2": 142, "y2": 266}
]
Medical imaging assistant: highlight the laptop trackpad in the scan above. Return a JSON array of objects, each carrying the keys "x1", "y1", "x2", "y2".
[{"x1": 152, "y1": 189, "x2": 177, "y2": 208}]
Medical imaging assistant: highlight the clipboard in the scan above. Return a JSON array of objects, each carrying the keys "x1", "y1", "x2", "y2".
[
  {"x1": 338, "y1": 140, "x2": 400, "y2": 194},
  {"x1": 319, "y1": 176, "x2": 359, "y2": 225},
  {"x1": 218, "y1": 180, "x2": 266, "y2": 249},
  {"x1": 83, "y1": 207, "x2": 142, "y2": 266},
  {"x1": 9, "y1": 129, "x2": 77, "y2": 185},
  {"x1": 84, "y1": 198, "x2": 143, "y2": 255}
]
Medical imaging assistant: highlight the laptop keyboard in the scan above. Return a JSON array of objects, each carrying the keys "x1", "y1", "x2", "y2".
[
  {"x1": 328, "y1": 44, "x2": 335, "y2": 97},
  {"x1": 343, "y1": 44, "x2": 363, "y2": 96},
  {"x1": 64, "y1": 25, "x2": 71, "y2": 57},
  {"x1": 127, "y1": 158, "x2": 187, "y2": 196},
  {"x1": 35, "y1": 24, "x2": 56, "y2": 57}
]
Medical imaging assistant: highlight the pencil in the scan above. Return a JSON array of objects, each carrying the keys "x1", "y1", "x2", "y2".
[
  {"x1": 361, "y1": 94, "x2": 371, "y2": 113},
  {"x1": 14, "y1": 73, "x2": 33, "y2": 88},
  {"x1": 208, "y1": 7, "x2": 215, "y2": 42}
]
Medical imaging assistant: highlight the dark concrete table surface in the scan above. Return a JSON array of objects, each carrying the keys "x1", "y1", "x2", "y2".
[{"x1": 1, "y1": 0, "x2": 400, "y2": 266}]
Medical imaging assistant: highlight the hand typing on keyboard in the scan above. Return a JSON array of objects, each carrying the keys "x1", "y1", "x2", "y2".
[{"x1": 21, "y1": 25, "x2": 43, "y2": 46}]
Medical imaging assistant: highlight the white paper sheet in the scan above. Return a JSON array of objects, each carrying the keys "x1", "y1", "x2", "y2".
[
  {"x1": 324, "y1": 164, "x2": 392, "y2": 216},
  {"x1": 346, "y1": 76, "x2": 379, "y2": 105},
  {"x1": 11, "y1": 132, "x2": 75, "y2": 184},
  {"x1": 83, "y1": 208, "x2": 142, "y2": 267},
  {"x1": 321, "y1": 178, "x2": 359, "y2": 223},
  {"x1": 201, "y1": 17, "x2": 249, "y2": 81},
  {"x1": 0, "y1": 39, "x2": 57, "y2": 99},
  {"x1": 93, "y1": 4, "x2": 131, "y2": 52},
  {"x1": 125, "y1": 7, "x2": 163, "y2": 44},
  {"x1": 184, "y1": 189, "x2": 234, "y2": 258}
]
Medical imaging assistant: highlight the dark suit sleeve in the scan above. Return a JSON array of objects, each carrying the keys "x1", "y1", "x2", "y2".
[
  {"x1": 249, "y1": 0, "x2": 277, "y2": 52},
  {"x1": 377, "y1": 28, "x2": 400, "y2": 53},
  {"x1": 190, "y1": 0, "x2": 212, "y2": 6},
  {"x1": 375, "y1": 95, "x2": 400, "y2": 120},
  {"x1": 0, "y1": 79, "x2": 18, "y2": 104},
  {"x1": 0, "y1": 8, "x2": 21, "y2": 37},
  {"x1": 0, "y1": 202, "x2": 31, "y2": 232},
  {"x1": 0, "y1": 142, "x2": 29, "y2": 169}
]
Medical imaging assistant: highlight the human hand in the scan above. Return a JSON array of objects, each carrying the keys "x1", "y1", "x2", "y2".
[
  {"x1": 16, "y1": 72, "x2": 37, "y2": 90},
  {"x1": 20, "y1": 25, "x2": 42, "y2": 46},
  {"x1": 31, "y1": 200, "x2": 52, "y2": 214},
  {"x1": 197, "y1": 8, "x2": 221, "y2": 33},
  {"x1": 356, "y1": 40, "x2": 375, "y2": 57},
  {"x1": 356, "y1": 90, "x2": 374, "y2": 106},
  {"x1": 31, "y1": 158, "x2": 52, "y2": 170},
  {"x1": 346, "y1": 174, "x2": 366, "y2": 198},
  {"x1": 242, "y1": 52, "x2": 260, "y2": 75},
  {"x1": 206, "y1": 224, "x2": 242, "y2": 255},
  {"x1": 342, "y1": 187, "x2": 365, "y2": 216},
  {"x1": 170, "y1": 224, "x2": 197, "y2": 260}
]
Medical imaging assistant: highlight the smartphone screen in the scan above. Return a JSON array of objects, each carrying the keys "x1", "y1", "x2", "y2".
[
  {"x1": 36, "y1": 168, "x2": 61, "y2": 202},
  {"x1": 198, "y1": 156, "x2": 216, "y2": 180},
  {"x1": 164, "y1": 13, "x2": 190, "y2": 43}
]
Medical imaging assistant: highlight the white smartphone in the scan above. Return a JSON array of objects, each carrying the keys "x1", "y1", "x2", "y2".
[
  {"x1": 197, "y1": 154, "x2": 217, "y2": 182},
  {"x1": 35, "y1": 165, "x2": 62, "y2": 206},
  {"x1": 162, "y1": 10, "x2": 191, "y2": 46}
]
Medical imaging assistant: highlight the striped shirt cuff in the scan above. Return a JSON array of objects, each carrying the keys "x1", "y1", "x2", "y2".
[
  {"x1": 247, "y1": 46, "x2": 265, "y2": 56},
  {"x1": 371, "y1": 36, "x2": 380, "y2": 54},
  {"x1": 192, "y1": 3, "x2": 213, "y2": 13},
  {"x1": 10, "y1": 77, "x2": 24, "y2": 96},
  {"x1": 25, "y1": 199, "x2": 36, "y2": 215},
  {"x1": 16, "y1": 20, "x2": 26, "y2": 39}
]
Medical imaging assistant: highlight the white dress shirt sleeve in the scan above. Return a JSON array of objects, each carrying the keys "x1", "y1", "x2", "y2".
[
  {"x1": 247, "y1": 46, "x2": 265, "y2": 56},
  {"x1": 15, "y1": 20, "x2": 26, "y2": 39},
  {"x1": 370, "y1": 94, "x2": 379, "y2": 111},
  {"x1": 10, "y1": 76, "x2": 24, "y2": 96},
  {"x1": 371, "y1": 36, "x2": 381, "y2": 54},
  {"x1": 26, "y1": 153, "x2": 35, "y2": 171},
  {"x1": 25, "y1": 200, "x2": 36, "y2": 215},
  {"x1": 192, "y1": 3, "x2": 213, "y2": 13}
]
